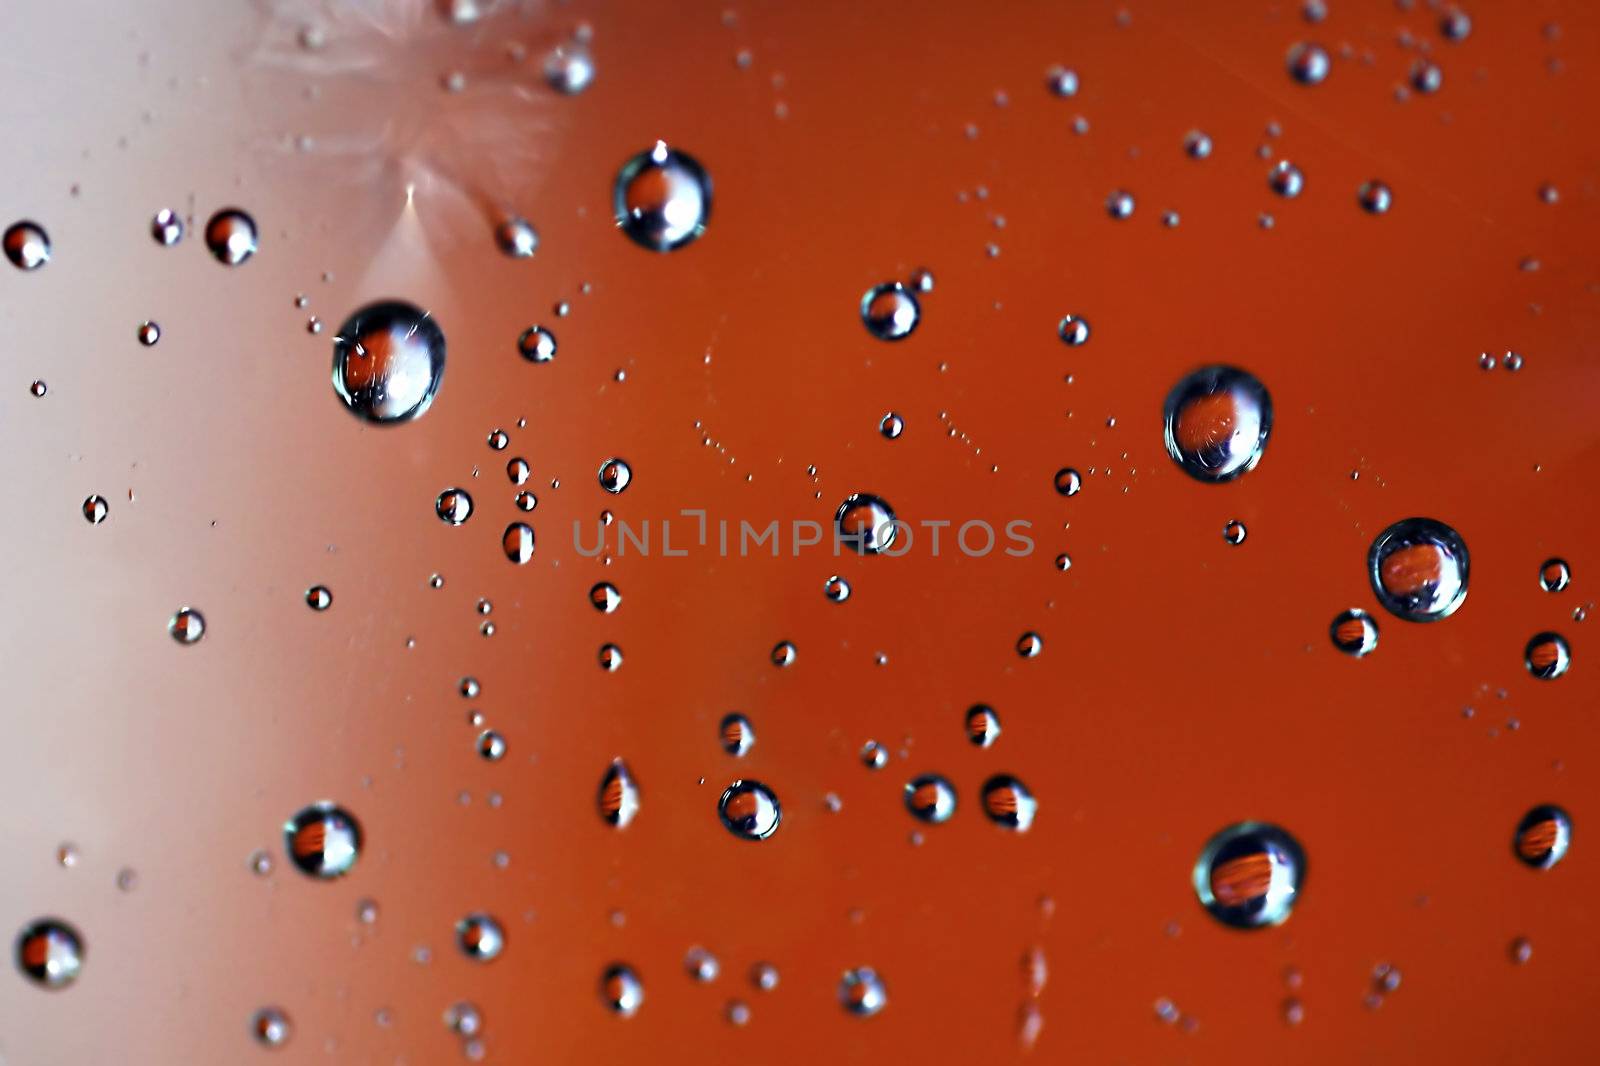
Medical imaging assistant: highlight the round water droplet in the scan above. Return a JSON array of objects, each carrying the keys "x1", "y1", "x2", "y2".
[
  {"x1": 29, "y1": 380, "x2": 46, "y2": 397},
  {"x1": 1223, "y1": 519, "x2": 1247, "y2": 545},
  {"x1": 904, "y1": 774, "x2": 957, "y2": 824},
  {"x1": 598, "y1": 458, "x2": 632, "y2": 494},
  {"x1": 507, "y1": 457, "x2": 531, "y2": 485},
  {"x1": 839, "y1": 967, "x2": 887, "y2": 1017},
  {"x1": 305, "y1": 585, "x2": 332, "y2": 611},
  {"x1": 444, "y1": 1001, "x2": 482, "y2": 1036},
  {"x1": 1192, "y1": 822, "x2": 1305, "y2": 928},
  {"x1": 543, "y1": 44, "x2": 594, "y2": 94},
  {"x1": 1184, "y1": 130, "x2": 1213, "y2": 159},
  {"x1": 137, "y1": 321, "x2": 160, "y2": 346},
  {"x1": 599, "y1": 643, "x2": 624, "y2": 671},
  {"x1": 1367, "y1": 518, "x2": 1469, "y2": 621},
  {"x1": 517, "y1": 325, "x2": 556, "y2": 363},
  {"x1": 981, "y1": 774, "x2": 1038, "y2": 830},
  {"x1": 861, "y1": 740, "x2": 889, "y2": 770},
  {"x1": 1269, "y1": 161, "x2": 1304, "y2": 198},
  {"x1": 909, "y1": 268, "x2": 935, "y2": 292},
  {"x1": 824, "y1": 575, "x2": 852, "y2": 603},
  {"x1": 1162, "y1": 365, "x2": 1272, "y2": 482},
  {"x1": 1046, "y1": 65, "x2": 1078, "y2": 96},
  {"x1": 1329, "y1": 608, "x2": 1379, "y2": 656},
  {"x1": 601, "y1": 964, "x2": 644, "y2": 1016},
  {"x1": 169, "y1": 607, "x2": 205, "y2": 645},
  {"x1": 502, "y1": 522, "x2": 535, "y2": 564},
  {"x1": 1057, "y1": 314, "x2": 1090, "y2": 346},
  {"x1": 460, "y1": 677, "x2": 480, "y2": 699},
  {"x1": 720, "y1": 713, "x2": 756, "y2": 756},
  {"x1": 751, "y1": 962, "x2": 779, "y2": 990},
  {"x1": 1054, "y1": 468, "x2": 1082, "y2": 496},
  {"x1": 965, "y1": 704, "x2": 1001, "y2": 747},
  {"x1": 3, "y1": 221, "x2": 51, "y2": 270},
  {"x1": 151, "y1": 208, "x2": 183, "y2": 246},
  {"x1": 771, "y1": 640, "x2": 796, "y2": 667},
  {"x1": 332, "y1": 301, "x2": 446, "y2": 424},
  {"x1": 718, "y1": 779, "x2": 781, "y2": 840},
  {"x1": 1358, "y1": 181, "x2": 1393, "y2": 214},
  {"x1": 1525, "y1": 632, "x2": 1570, "y2": 680},
  {"x1": 1441, "y1": 8, "x2": 1472, "y2": 41},
  {"x1": 477, "y1": 730, "x2": 506, "y2": 761},
  {"x1": 15, "y1": 918, "x2": 82, "y2": 989},
  {"x1": 486, "y1": 429, "x2": 508, "y2": 451},
  {"x1": 436, "y1": 488, "x2": 473, "y2": 525},
  {"x1": 204, "y1": 208, "x2": 257, "y2": 265},
  {"x1": 82, "y1": 495, "x2": 108, "y2": 525},
  {"x1": 1287, "y1": 42, "x2": 1330, "y2": 85},
  {"x1": 835, "y1": 493, "x2": 897, "y2": 555},
  {"x1": 860, "y1": 282, "x2": 920, "y2": 341},
  {"x1": 1016, "y1": 632, "x2": 1043, "y2": 658},
  {"x1": 252, "y1": 1006, "x2": 292, "y2": 1047},
  {"x1": 598, "y1": 759, "x2": 640, "y2": 828},
  {"x1": 1410, "y1": 60, "x2": 1442, "y2": 94},
  {"x1": 283, "y1": 801, "x2": 362, "y2": 879},
  {"x1": 590, "y1": 582, "x2": 621, "y2": 613},
  {"x1": 456, "y1": 913, "x2": 504, "y2": 961},
  {"x1": 495, "y1": 217, "x2": 539, "y2": 258},
  {"x1": 1513, "y1": 805, "x2": 1571, "y2": 869},
  {"x1": 685, "y1": 946, "x2": 719, "y2": 982},
  {"x1": 1106, "y1": 190, "x2": 1136, "y2": 219},
  {"x1": 614, "y1": 142, "x2": 711, "y2": 252},
  {"x1": 1539, "y1": 558, "x2": 1571, "y2": 593},
  {"x1": 879, "y1": 412, "x2": 904, "y2": 439}
]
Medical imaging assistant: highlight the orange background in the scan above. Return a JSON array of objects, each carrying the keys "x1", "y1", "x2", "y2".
[{"x1": 2, "y1": 0, "x2": 1598, "y2": 1062}]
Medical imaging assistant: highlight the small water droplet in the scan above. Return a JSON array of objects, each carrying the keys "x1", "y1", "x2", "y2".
[
  {"x1": 151, "y1": 209, "x2": 183, "y2": 246},
  {"x1": 904, "y1": 774, "x2": 957, "y2": 823},
  {"x1": 444, "y1": 1001, "x2": 482, "y2": 1036},
  {"x1": 718, "y1": 780, "x2": 781, "y2": 840},
  {"x1": 494, "y1": 217, "x2": 538, "y2": 258},
  {"x1": 305, "y1": 585, "x2": 332, "y2": 611},
  {"x1": 517, "y1": 325, "x2": 556, "y2": 363},
  {"x1": 3, "y1": 220, "x2": 51, "y2": 270},
  {"x1": 1057, "y1": 315, "x2": 1090, "y2": 346},
  {"x1": 456, "y1": 913, "x2": 504, "y2": 961},
  {"x1": 1269, "y1": 160, "x2": 1304, "y2": 198},
  {"x1": 685, "y1": 946, "x2": 720, "y2": 982},
  {"x1": 835, "y1": 493, "x2": 897, "y2": 554},
  {"x1": 543, "y1": 44, "x2": 594, "y2": 94},
  {"x1": 598, "y1": 458, "x2": 632, "y2": 494},
  {"x1": 879, "y1": 412, "x2": 904, "y2": 439},
  {"x1": 824, "y1": 575, "x2": 852, "y2": 603},
  {"x1": 1045, "y1": 65, "x2": 1078, "y2": 96},
  {"x1": 1287, "y1": 42, "x2": 1330, "y2": 85},
  {"x1": 1514, "y1": 805, "x2": 1572, "y2": 869},
  {"x1": 839, "y1": 967, "x2": 888, "y2": 1017},
  {"x1": 1222, "y1": 519, "x2": 1247, "y2": 545},
  {"x1": 1016, "y1": 631, "x2": 1043, "y2": 658},
  {"x1": 1184, "y1": 130, "x2": 1213, "y2": 159},
  {"x1": 720, "y1": 713, "x2": 756, "y2": 756},
  {"x1": 1358, "y1": 181, "x2": 1393, "y2": 214},
  {"x1": 204, "y1": 208, "x2": 257, "y2": 265},
  {"x1": 169, "y1": 607, "x2": 205, "y2": 645},
  {"x1": 1329, "y1": 608, "x2": 1379, "y2": 657},
  {"x1": 476, "y1": 730, "x2": 506, "y2": 761},
  {"x1": 1106, "y1": 190, "x2": 1136, "y2": 219},
  {"x1": 751, "y1": 962, "x2": 779, "y2": 990},
  {"x1": 1410, "y1": 59, "x2": 1442, "y2": 94},
  {"x1": 981, "y1": 774, "x2": 1038, "y2": 830},
  {"x1": 82, "y1": 495, "x2": 108, "y2": 525},
  {"x1": 600, "y1": 963, "x2": 644, "y2": 1016},
  {"x1": 252, "y1": 1007, "x2": 292, "y2": 1047},
  {"x1": 501, "y1": 522, "x2": 535, "y2": 564},
  {"x1": 965, "y1": 704, "x2": 1001, "y2": 747},
  {"x1": 771, "y1": 640, "x2": 796, "y2": 667},
  {"x1": 1524, "y1": 632, "x2": 1570, "y2": 679},
  {"x1": 436, "y1": 488, "x2": 473, "y2": 525},
  {"x1": 283, "y1": 802, "x2": 362, "y2": 878},
  {"x1": 1539, "y1": 558, "x2": 1571, "y2": 592},
  {"x1": 598, "y1": 759, "x2": 641, "y2": 827}
]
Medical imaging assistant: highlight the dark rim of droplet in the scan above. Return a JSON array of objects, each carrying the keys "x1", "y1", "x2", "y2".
[{"x1": 1366, "y1": 517, "x2": 1469, "y2": 622}]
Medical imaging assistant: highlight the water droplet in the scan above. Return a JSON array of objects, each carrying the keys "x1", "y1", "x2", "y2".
[
  {"x1": 1367, "y1": 518, "x2": 1469, "y2": 622},
  {"x1": 879, "y1": 412, "x2": 904, "y2": 439},
  {"x1": 543, "y1": 44, "x2": 594, "y2": 94},
  {"x1": 1106, "y1": 190, "x2": 1136, "y2": 219},
  {"x1": 824, "y1": 575, "x2": 852, "y2": 603},
  {"x1": 1329, "y1": 608, "x2": 1379, "y2": 657},
  {"x1": 517, "y1": 325, "x2": 556, "y2": 363},
  {"x1": 860, "y1": 740, "x2": 889, "y2": 770},
  {"x1": 494, "y1": 217, "x2": 539, "y2": 258},
  {"x1": 115, "y1": 867, "x2": 137, "y2": 892},
  {"x1": 600, "y1": 964, "x2": 644, "y2": 1016},
  {"x1": 685, "y1": 946, "x2": 720, "y2": 982},
  {"x1": 444, "y1": 1001, "x2": 482, "y2": 1036},
  {"x1": 82, "y1": 495, "x2": 108, "y2": 525},
  {"x1": 599, "y1": 643, "x2": 624, "y2": 671},
  {"x1": 1440, "y1": 8, "x2": 1472, "y2": 41},
  {"x1": 29, "y1": 380, "x2": 46, "y2": 397},
  {"x1": 966, "y1": 704, "x2": 1001, "y2": 747},
  {"x1": 1016, "y1": 631, "x2": 1043, "y2": 658},
  {"x1": 720, "y1": 713, "x2": 756, "y2": 756},
  {"x1": 169, "y1": 607, "x2": 205, "y2": 644},
  {"x1": 506, "y1": 459, "x2": 532, "y2": 488},
  {"x1": 1359, "y1": 181, "x2": 1393, "y2": 214},
  {"x1": 1192, "y1": 822, "x2": 1305, "y2": 928},
  {"x1": 909, "y1": 268, "x2": 935, "y2": 292},
  {"x1": 332, "y1": 301, "x2": 446, "y2": 424},
  {"x1": 771, "y1": 640, "x2": 796, "y2": 667},
  {"x1": 305, "y1": 585, "x2": 332, "y2": 611},
  {"x1": 3, "y1": 221, "x2": 51, "y2": 270},
  {"x1": 1503, "y1": 351, "x2": 1524, "y2": 371},
  {"x1": 1509, "y1": 936, "x2": 1533, "y2": 965},
  {"x1": 587, "y1": 583, "x2": 621, "y2": 616},
  {"x1": 476, "y1": 730, "x2": 506, "y2": 761},
  {"x1": 486, "y1": 429, "x2": 508, "y2": 451},
  {"x1": 1269, "y1": 160, "x2": 1304, "y2": 198},
  {"x1": 904, "y1": 774, "x2": 957, "y2": 823},
  {"x1": 1184, "y1": 130, "x2": 1213, "y2": 159},
  {"x1": 252, "y1": 1006, "x2": 292, "y2": 1047},
  {"x1": 14, "y1": 918, "x2": 83, "y2": 990},
  {"x1": 860, "y1": 282, "x2": 920, "y2": 341},
  {"x1": 598, "y1": 458, "x2": 632, "y2": 494},
  {"x1": 56, "y1": 844, "x2": 78, "y2": 868},
  {"x1": 1524, "y1": 632, "x2": 1570, "y2": 679},
  {"x1": 283, "y1": 802, "x2": 362, "y2": 879},
  {"x1": 751, "y1": 962, "x2": 779, "y2": 990},
  {"x1": 1162, "y1": 365, "x2": 1272, "y2": 482},
  {"x1": 981, "y1": 774, "x2": 1038, "y2": 830},
  {"x1": 456, "y1": 913, "x2": 504, "y2": 961},
  {"x1": 1054, "y1": 468, "x2": 1083, "y2": 496},
  {"x1": 1058, "y1": 315, "x2": 1090, "y2": 346},
  {"x1": 726, "y1": 1000, "x2": 751, "y2": 1026},
  {"x1": 1045, "y1": 65, "x2": 1078, "y2": 96},
  {"x1": 838, "y1": 967, "x2": 888, "y2": 1017},
  {"x1": 501, "y1": 522, "x2": 535, "y2": 564},
  {"x1": 1410, "y1": 60, "x2": 1442, "y2": 94},
  {"x1": 614, "y1": 142, "x2": 711, "y2": 252},
  {"x1": 1513, "y1": 805, "x2": 1571, "y2": 869},
  {"x1": 151, "y1": 208, "x2": 183, "y2": 246},
  {"x1": 598, "y1": 759, "x2": 641, "y2": 828},
  {"x1": 249, "y1": 849, "x2": 274, "y2": 876},
  {"x1": 835, "y1": 493, "x2": 897, "y2": 554},
  {"x1": 137, "y1": 321, "x2": 161, "y2": 346},
  {"x1": 1287, "y1": 42, "x2": 1330, "y2": 85},
  {"x1": 718, "y1": 780, "x2": 781, "y2": 840},
  {"x1": 204, "y1": 208, "x2": 257, "y2": 265},
  {"x1": 1539, "y1": 558, "x2": 1571, "y2": 592},
  {"x1": 1054, "y1": 553, "x2": 1072, "y2": 572},
  {"x1": 1222, "y1": 519, "x2": 1247, "y2": 545}
]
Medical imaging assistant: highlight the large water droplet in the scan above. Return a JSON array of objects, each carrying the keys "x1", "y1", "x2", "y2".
[
  {"x1": 860, "y1": 282, "x2": 920, "y2": 341},
  {"x1": 718, "y1": 779, "x2": 781, "y2": 840},
  {"x1": 835, "y1": 493, "x2": 897, "y2": 555},
  {"x1": 204, "y1": 208, "x2": 258, "y2": 265},
  {"x1": 82, "y1": 495, "x2": 108, "y2": 525},
  {"x1": 332, "y1": 301, "x2": 446, "y2": 425},
  {"x1": 502, "y1": 522, "x2": 535, "y2": 564},
  {"x1": 598, "y1": 759, "x2": 641, "y2": 828},
  {"x1": 15, "y1": 918, "x2": 82, "y2": 989},
  {"x1": 598, "y1": 458, "x2": 632, "y2": 494},
  {"x1": 981, "y1": 774, "x2": 1037, "y2": 830},
  {"x1": 1524, "y1": 632, "x2": 1570, "y2": 679},
  {"x1": 283, "y1": 802, "x2": 362, "y2": 879},
  {"x1": 1192, "y1": 822, "x2": 1305, "y2": 928},
  {"x1": 3, "y1": 221, "x2": 51, "y2": 270},
  {"x1": 517, "y1": 325, "x2": 556, "y2": 363},
  {"x1": 456, "y1": 913, "x2": 504, "y2": 961},
  {"x1": 1367, "y1": 518, "x2": 1468, "y2": 621},
  {"x1": 436, "y1": 488, "x2": 474, "y2": 525},
  {"x1": 1329, "y1": 608, "x2": 1378, "y2": 657},
  {"x1": 839, "y1": 967, "x2": 888, "y2": 1017},
  {"x1": 1162, "y1": 366, "x2": 1272, "y2": 482},
  {"x1": 1513, "y1": 805, "x2": 1571, "y2": 869},
  {"x1": 904, "y1": 774, "x2": 957, "y2": 824},
  {"x1": 614, "y1": 142, "x2": 711, "y2": 252},
  {"x1": 601, "y1": 964, "x2": 644, "y2": 1016},
  {"x1": 1539, "y1": 558, "x2": 1571, "y2": 592}
]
